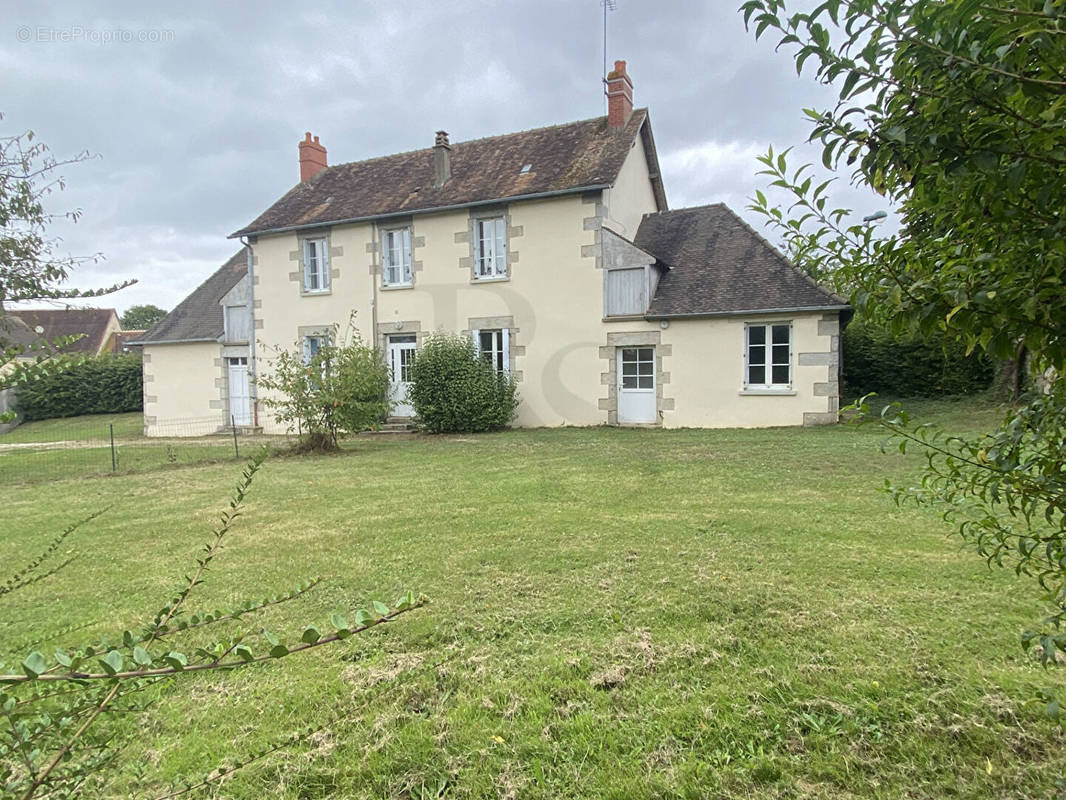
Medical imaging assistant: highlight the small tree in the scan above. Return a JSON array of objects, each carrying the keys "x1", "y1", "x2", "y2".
[
  {"x1": 408, "y1": 332, "x2": 518, "y2": 434},
  {"x1": 119, "y1": 304, "x2": 167, "y2": 330},
  {"x1": 257, "y1": 317, "x2": 390, "y2": 451}
]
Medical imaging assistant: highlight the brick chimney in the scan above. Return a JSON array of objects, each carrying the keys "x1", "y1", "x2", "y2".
[
  {"x1": 433, "y1": 130, "x2": 451, "y2": 187},
  {"x1": 299, "y1": 132, "x2": 327, "y2": 181},
  {"x1": 605, "y1": 60, "x2": 633, "y2": 129}
]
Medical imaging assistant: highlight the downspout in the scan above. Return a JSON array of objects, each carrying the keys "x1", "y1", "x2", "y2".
[{"x1": 240, "y1": 236, "x2": 259, "y2": 427}]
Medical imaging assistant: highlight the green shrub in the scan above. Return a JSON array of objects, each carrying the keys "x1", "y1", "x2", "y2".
[
  {"x1": 16, "y1": 353, "x2": 143, "y2": 420},
  {"x1": 408, "y1": 332, "x2": 519, "y2": 433},
  {"x1": 841, "y1": 317, "x2": 993, "y2": 398}
]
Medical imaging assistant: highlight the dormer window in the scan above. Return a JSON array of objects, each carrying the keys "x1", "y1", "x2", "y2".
[
  {"x1": 302, "y1": 237, "x2": 330, "y2": 293},
  {"x1": 382, "y1": 227, "x2": 412, "y2": 287},
  {"x1": 474, "y1": 216, "x2": 507, "y2": 279}
]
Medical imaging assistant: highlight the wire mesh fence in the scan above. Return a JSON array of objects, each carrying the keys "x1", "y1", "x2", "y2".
[{"x1": 0, "y1": 413, "x2": 289, "y2": 485}]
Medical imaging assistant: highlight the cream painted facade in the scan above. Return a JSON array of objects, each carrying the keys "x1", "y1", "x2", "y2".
[
  {"x1": 247, "y1": 136, "x2": 841, "y2": 432},
  {"x1": 142, "y1": 342, "x2": 226, "y2": 435}
]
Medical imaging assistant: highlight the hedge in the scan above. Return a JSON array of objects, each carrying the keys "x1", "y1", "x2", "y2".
[
  {"x1": 841, "y1": 317, "x2": 993, "y2": 398},
  {"x1": 17, "y1": 353, "x2": 143, "y2": 421}
]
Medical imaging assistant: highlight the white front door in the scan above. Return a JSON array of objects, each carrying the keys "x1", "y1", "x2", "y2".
[
  {"x1": 387, "y1": 335, "x2": 417, "y2": 417},
  {"x1": 617, "y1": 346, "x2": 657, "y2": 424},
  {"x1": 227, "y1": 357, "x2": 251, "y2": 426}
]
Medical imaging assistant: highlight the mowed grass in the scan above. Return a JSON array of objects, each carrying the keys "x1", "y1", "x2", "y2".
[{"x1": 2, "y1": 399, "x2": 1063, "y2": 798}]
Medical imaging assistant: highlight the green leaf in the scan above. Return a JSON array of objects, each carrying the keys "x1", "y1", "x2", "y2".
[
  {"x1": 22, "y1": 652, "x2": 46, "y2": 679},
  {"x1": 99, "y1": 650, "x2": 124, "y2": 676},
  {"x1": 354, "y1": 609, "x2": 374, "y2": 628},
  {"x1": 372, "y1": 600, "x2": 389, "y2": 617},
  {"x1": 164, "y1": 651, "x2": 188, "y2": 670},
  {"x1": 330, "y1": 613, "x2": 349, "y2": 632},
  {"x1": 300, "y1": 626, "x2": 321, "y2": 644},
  {"x1": 234, "y1": 644, "x2": 254, "y2": 661},
  {"x1": 53, "y1": 649, "x2": 72, "y2": 668},
  {"x1": 269, "y1": 644, "x2": 289, "y2": 659},
  {"x1": 132, "y1": 646, "x2": 152, "y2": 667}
]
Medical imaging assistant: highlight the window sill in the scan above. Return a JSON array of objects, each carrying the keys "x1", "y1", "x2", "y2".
[
  {"x1": 381, "y1": 283, "x2": 414, "y2": 291},
  {"x1": 739, "y1": 388, "x2": 796, "y2": 396},
  {"x1": 301, "y1": 289, "x2": 332, "y2": 297},
  {"x1": 471, "y1": 275, "x2": 509, "y2": 284},
  {"x1": 602, "y1": 314, "x2": 646, "y2": 322}
]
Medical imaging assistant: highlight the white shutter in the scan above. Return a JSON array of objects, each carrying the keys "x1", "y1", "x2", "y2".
[
  {"x1": 606, "y1": 268, "x2": 647, "y2": 316},
  {"x1": 501, "y1": 328, "x2": 510, "y2": 374},
  {"x1": 472, "y1": 329, "x2": 481, "y2": 356},
  {"x1": 402, "y1": 228, "x2": 412, "y2": 283},
  {"x1": 494, "y1": 217, "x2": 507, "y2": 274}
]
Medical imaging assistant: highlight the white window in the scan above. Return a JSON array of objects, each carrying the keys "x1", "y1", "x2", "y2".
[
  {"x1": 473, "y1": 328, "x2": 510, "y2": 374},
  {"x1": 605, "y1": 268, "x2": 648, "y2": 316},
  {"x1": 474, "y1": 217, "x2": 507, "y2": 278},
  {"x1": 382, "y1": 227, "x2": 412, "y2": 286},
  {"x1": 745, "y1": 322, "x2": 792, "y2": 389},
  {"x1": 301, "y1": 334, "x2": 326, "y2": 365},
  {"x1": 302, "y1": 238, "x2": 330, "y2": 293},
  {"x1": 223, "y1": 304, "x2": 250, "y2": 342},
  {"x1": 620, "y1": 347, "x2": 655, "y2": 389}
]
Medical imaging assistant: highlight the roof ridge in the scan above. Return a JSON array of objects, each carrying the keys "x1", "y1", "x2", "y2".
[{"x1": 312, "y1": 109, "x2": 647, "y2": 177}]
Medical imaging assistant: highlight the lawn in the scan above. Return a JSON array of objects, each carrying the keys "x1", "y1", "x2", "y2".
[{"x1": 2, "y1": 398, "x2": 1062, "y2": 798}]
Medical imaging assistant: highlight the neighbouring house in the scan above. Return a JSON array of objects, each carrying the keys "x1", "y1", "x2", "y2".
[
  {"x1": 142, "y1": 60, "x2": 847, "y2": 436},
  {"x1": 6, "y1": 307, "x2": 122, "y2": 356}
]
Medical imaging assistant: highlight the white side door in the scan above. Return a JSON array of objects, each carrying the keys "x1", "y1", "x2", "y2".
[
  {"x1": 617, "y1": 346, "x2": 656, "y2": 424},
  {"x1": 227, "y1": 357, "x2": 251, "y2": 426},
  {"x1": 387, "y1": 335, "x2": 417, "y2": 417}
]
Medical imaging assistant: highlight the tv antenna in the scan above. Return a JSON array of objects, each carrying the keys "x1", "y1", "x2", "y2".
[{"x1": 602, "y1": 0, "x2": 616, "y2": 114}]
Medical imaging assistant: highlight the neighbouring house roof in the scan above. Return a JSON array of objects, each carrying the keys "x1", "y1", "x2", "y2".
[
  {"x1": 5, "y1": 307, "x2": 120, "y2": 354},
  {"x1": 133, "y1": 251, "x2": 246, "y2": 345},
  {"x1": 0, "y1": 314, "x2": 39, "y2": 351},
  {"x1": 636, "y1": 204, "x2": 848, "y2": 318},
  {"x1": 231, "y1": 109, "x2": 665, "y2": 238},
  {"x1": 109, "y1": 330, "x2": 146, "y2": 353}
]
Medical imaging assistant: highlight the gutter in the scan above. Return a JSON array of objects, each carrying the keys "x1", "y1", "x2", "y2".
[
  {"x1": 126, "y1": 337, "x2": 219, "y2": 346},
  {"x1": 644, "y1": 304, "x2": 850, "y2": 321},
  {"x1": 228, "y1": 184, "x2": 612, "y2": 240}
]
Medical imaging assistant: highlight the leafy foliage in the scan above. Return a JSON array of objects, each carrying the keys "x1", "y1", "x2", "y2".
[
  {"x1": 257, "y1": 315, "x2": 390, "y2": 451},
  {"x1": 15, "y1": 353, "x2": 142, "y2": 421},
  {"x1": 0, "y1": 448, "x2": 425, "y2": 799},
  {"x1": 740, "y1": 0, "x2": 1066, "y2": 679},
  {"x1": 119, "y1": 304, "x2": 166, "y2": 331},
  {"x1": 842, "y1": 316, "x2": 993, "y2": 398},
  {"x1": 407, "y1": 332, "x2": 519, "y2": 434}
]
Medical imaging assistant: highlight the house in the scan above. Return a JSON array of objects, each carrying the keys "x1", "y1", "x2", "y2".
[
  {"x1": 133, "y1": 252, "x2": 253, "y2": 434},
  {"x1": 140, "y1": 60, "x2": 847, "y2": 436},
  {"x1": 6, "y1": 308, "x2": 122, "y2": 356}
]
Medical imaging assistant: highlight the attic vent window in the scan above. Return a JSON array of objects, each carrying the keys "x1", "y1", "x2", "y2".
[{"x1": 519, "y1": 164, "x2": 532, "y2": 174}]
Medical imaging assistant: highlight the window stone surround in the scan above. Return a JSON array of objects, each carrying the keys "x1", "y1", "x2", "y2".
[
  {"x1": 375, "y1": 320, "x2": 424, "y2": 352},
  {"x1": 463, "y1": 315, "x2": 524, "y2": 381},
  {"x1": 288, "y1": 231, "x2": 340, "y2": 295},
  {"x1": 456, "y1": 207, "x2": 522, "y2": 281},
  {"x1": 366, "y1": 218, "x2": 425, "y2": 287}
]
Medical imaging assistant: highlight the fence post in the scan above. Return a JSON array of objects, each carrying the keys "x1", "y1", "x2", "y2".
[
  {"x1": 109, "y1": 423, "x2": 116, "y2": 472},
  {"x1": 231, "y1": 415, "x2": 239, "y2": 459}
]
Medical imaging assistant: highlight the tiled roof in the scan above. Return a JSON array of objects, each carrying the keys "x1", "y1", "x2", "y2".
[
  {"x1": 134, "y1": 251, "x2": 246, "y2": 344},
  {"x1": 233, "y1": 110, "x2": 664, "y2": 237},
  {"x1": 6, "y1": 307, "x2": 119, "y2": 353},
  {"x1": 636, "y1": 204, "x2": 848, "y2": 317}
]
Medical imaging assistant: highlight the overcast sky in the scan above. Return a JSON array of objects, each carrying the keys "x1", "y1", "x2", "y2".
[{"x1": 3, "y1": 1, "x2": 881, "y2": 315}]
